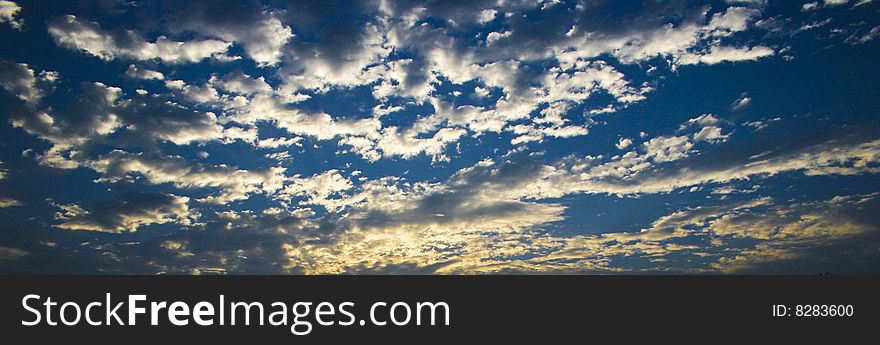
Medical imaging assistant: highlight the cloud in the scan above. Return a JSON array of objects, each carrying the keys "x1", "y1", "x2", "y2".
[
  {"x1": 1, "y1": 0, "x2": 878, "y2": 275},
  {"x1": 802, "y1": 0, "x2": 867, "y2": 11},
  {"x1": 488, "y1": 5, "x2": 775, "y2": 67},
  {"x1": 88, "y1": 150, "x2": 286, "y2": 204},
  {"x1": 124, "y1": 64, "x2": 164, "y2": 80},
  {"x1": 274, "y1": 1, "x2": 391, "y2": 91},
  {"x1": 54, "y1": 193, "x2": 194, "y2": 233},
  {"x1": 642, "y1": 135, "x2": 694, "y2": 163},
  {"x1": 427, "y1": 116, "x2": 880, "y2": 201},
  {"x1": 214, "y1": 71, "x2": 273, "y2": 96},
  {"x1": 824, "y1": 0, "x2": 850, "y2": 6},
  {"x1": 0, "y1": 71, "x2": 254, "y2": 171},
  {"x1": 0, "y1": 59, "x2": 48, "y2": 104},
  {"x1": 344, "y1": 3, "x2": 770, "y2": 161},
  {"x1": 281, "y1": 170, "x2": 354, "y2": 211},
  {"x1": 170, "y1": 0, "x2": 293, "y2": 66},
  {"x1": 693, "y1": 126, "x2": 730, "y2": 143},
  {"x1": 229, "y1": 94, "x2": 381, "y2": 141},
  {"x1": 143, "y1": 209, "x2": 325, "y2": 274},
  {"x1": 679, "y1": 45, "x2": 775, "y2": 65},
  {"x1": 0, "y1": 197, "x2": 22, "y2": 208},
  {"x1": 48, "y1": 15, "x2": 232, "y2": 64},
  {"x1": 709, "y1": 194, "x2": 880, "y2": 272},
  {"x1": 730, "y1": 93, "x2": 752, "y2": 111},
  {"x1": 0, "y1": 0, "x2": 21, "y2": 29},
  {"x1": 0, "y1": 246, "x2": 28, "y2": 262},
  {"x1": 275, "y1": 157, "x2": 568, "y2": 273},
  {"x1": 846, "y1": 25, "x2": 880, "y2": 44},
  {"x1": 257, "y1": 136, "x2": 302, "y2": 149},
  {"x1": 49, "y1": 189, "x2": 880, "y2": 274},
  {"x1": 341, "y1": 126, "x2": 467, "y2": 162},
  {"x1": 372, "y1": 58, "x2": 436, "y2": 101},
  {"x1": 165, "y1": 79, "x2": 221, "y2": 105},
  {"x1": 9, "y1": 123, "x2": 879, "y2": 274},
  {"x1": 7, "y1": 81, "x2": 123, "y2": 151},
  {"x1": 277, "y1": 160, "x2": 880, "y2": 273},
  {"x1": 5, "y1": 85, "x2": 229, "y2": 171},
  {"x1": 538, "y1": 136, "x2": 880, "y2": 198},
  {"x1": 680, "y1": 114, "x2": 721, "y2": 130}
]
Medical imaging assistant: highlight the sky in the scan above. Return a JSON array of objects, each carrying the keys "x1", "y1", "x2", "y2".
[{"x1": 0, "y1": 0, "x2": 879, "y2": 274}]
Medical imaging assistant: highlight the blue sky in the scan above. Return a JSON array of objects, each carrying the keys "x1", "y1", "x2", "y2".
[{"x1": 0, "y1": 0, "x2": 879, "y2": 274}]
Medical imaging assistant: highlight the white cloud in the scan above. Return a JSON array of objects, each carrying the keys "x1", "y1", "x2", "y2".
[
  {"x1": 3, "y1": 1, "x2": 877, "y2": 274},
  {"x1": 48, "y1": 15, "x2": 232, "y2": 64},
  {"x1": 257, "y1": 136, "x2": 303, "y2": 149},
  {"x1": 0, "y1": 0, "x2": 21, "y2": 29},
  {"x1": 824, "y1": 0, "x2": 850, "y2": 6},
  {"x1": 280, "y1": 22, "x2": 389, "y2": 91},
  {"x1": 680, "y1": 45, "x2": 775, "y2": 65},
  {"x1": 89, "y1": 150, "x2": 286, "y2": 204},
  {"x1": 478, "y1": 9, "x2": 497, "y2": 24},
  {"x1": 231, "y1": 95, "x2": 381, "y2": 141},
  {"x1": 272, "y1": 149, "x2": 880, "y2": 273},
  {"x1": 544, "y1": 138, "x2": 880, "y2": 197},
  {"x1": 642, "y1": 135, "x2": 694, "y2": 163},
  {"x1": 486, "y1": 30, "x2": 512, "y2": 44},
  {"x1": 509, "y1": 123, "x2": 589, "y2": 145},
  {"x1": 0, "y1": 60, "x2": 47, "y2": 104},
  {"x1": 281, "y1": 170, "x2": 354, "y2": 211},
  {"x1": 802, "y1": 2, "x2": 820, "y2": 11},
  {"x1": 340, "y1": 126, "x2": 467, "y2": 162},
  {"x1": 124, "y1": 64, "x2": 164, "y2": 80},
  {"x1": 693, "y1": 126, "x2": 730, "y2": 143},
  {"x1": 214, "y1": 71, "x2": 273, "y2": 96},
  {"x1": 173, "y1": 7, "x2": 292, "y2": 66},
  {"x1": 708, "y1": 6, "x2": 761, "y2": 33},
  {"x1": 165, "y1": 79, "x2": 221, "y2": 105},
  {"x1": 372, "y1": 58, "x2": 436, "y2": 101},
  {"x1": 731, "y1": 93, "x2": 752, "y2": 110},
  {"x1": 680, "y1": 114, "x2": 721, "y2": 130}
]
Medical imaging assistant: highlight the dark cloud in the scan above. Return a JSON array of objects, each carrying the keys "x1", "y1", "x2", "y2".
[
  {"x1": 0, "y1": 59, "x2": 45, "y2": 104},
  {"x1": 54, "y1": 192, "x2": 193, "y2": 233}
]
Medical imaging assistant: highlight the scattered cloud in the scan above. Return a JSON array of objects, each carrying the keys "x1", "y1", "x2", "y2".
[
  {"x1": 0, "y1": 0, "x2": 878, "y2": 274},
  {"x1": 48, "y1": 15, "x2": 232, "y2": 64}
]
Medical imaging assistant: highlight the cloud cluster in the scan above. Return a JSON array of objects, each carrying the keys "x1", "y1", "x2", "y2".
[
  {"x1": 170, "y1": 0, "x2": 293, "y2": 66},
  {"x1": 10, "y1": 1, "x2": 783, "y2": 166},
  {"x1": 0, "y1": 0, "x2": 878, "y2": 274},
  {"x1": 48, "y1": 15, "x2": 232, "y2": 64},
  {"x1": 89, "y1": 150, "x2": 286, "y2": 204},
  {"x1": 54, "y1": 193, "x2": 194, "y2": 233}
]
